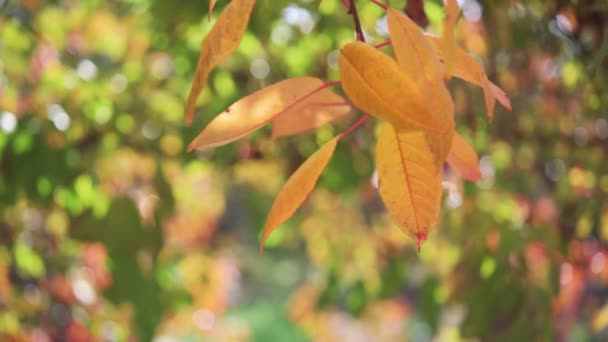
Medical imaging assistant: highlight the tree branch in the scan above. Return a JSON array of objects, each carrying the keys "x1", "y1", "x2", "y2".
[{"x1": 347, "y1": 0, "x2": 365, "y2": 42}]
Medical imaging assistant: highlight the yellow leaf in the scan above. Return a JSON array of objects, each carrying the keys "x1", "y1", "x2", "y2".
[
  {"x1": 208, "y1": 0, "x2": 218, "y2": 21},
  {"x1": 260, "y1": 137, "x2": 339, "y2": 251},
  {"x1": 426, "y1": 35, "x2": 511, "y2": 118},
  {"x1": 441, "y1": 0, "x2": 460, "y2": 78},
  {"x1": 447, "y1": 132, "x2": 482, "y2": 181},
  {"x1": 387, "y1": 8, "x2": 442, "y2": 84},
  {"x1": 424, "y1": 80, "x2": 455, "y2": 169},
  {"x1": 188, "y1": 77, "x2": 329, "y2": 151},
  {"x1": 272, "y1": 89, "x2": 350, "y2": 139},
  {"x1": 339, "y1": 41, "x2": 451, "y2": 133},
  {"x1": 184, "y1": 0, "x2": 256, "y2": 126},
  {"x1": 376, "y1": 123, "x2": 443, "y2": 250}
]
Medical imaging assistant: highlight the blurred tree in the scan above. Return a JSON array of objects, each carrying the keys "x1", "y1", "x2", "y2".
[{"x1": 0, "y1": 0, "x2": 607, "y2": 341}]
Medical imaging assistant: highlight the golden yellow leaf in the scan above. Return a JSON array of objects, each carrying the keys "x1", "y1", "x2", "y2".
[
  {"x1": 447, "y1": 132, "x2": 482, "y2": 181},
  {"x1": 260, "y1": 137, "x2": 339, "y2": 251},
  {"x1": 339, "y1": 41, "x2": 451, "y2": 133},
  {"x1": 441, "y1": 0, "x2": 460, "y2": 77},
  {"x1": 386, "y1": 8, "x2": 442, "y2": 84},
  {"x1": 188, "y1": 77, "x2": 328, "y2": 151},
  {"x1": 424, "y1": 80, "x2": 455, "y2": 169},
  {"x1": 208, "y1": 0, "x2": 218, "y2": 21},
  {"x1": 376, "y1": 123, "x2": 443, "y2": 250},
  {"x1": 184, "y1": 0, "x2": 256, "y2": 126},
  {"x1": 272, "y1": 89, "x2": 350, "y2": 139},
  {"x1": 426, "y1": 35, "x2": 511, "y2": 118}
]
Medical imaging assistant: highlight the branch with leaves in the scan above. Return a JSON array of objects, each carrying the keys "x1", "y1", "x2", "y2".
[{"x1": 184, "y1": 0, "x2": 512, "y2": 252}]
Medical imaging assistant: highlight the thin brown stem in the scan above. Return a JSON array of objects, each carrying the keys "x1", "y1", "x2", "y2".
[{"x1": 348, "y1": 0, "x2": 365, "y2": 42}]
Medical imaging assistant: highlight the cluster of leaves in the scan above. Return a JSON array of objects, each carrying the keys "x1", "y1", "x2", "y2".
[{"x1": 185, "y1": 0, "x2": 510, "y2": 250}]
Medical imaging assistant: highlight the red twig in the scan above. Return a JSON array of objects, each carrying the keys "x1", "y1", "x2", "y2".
[
  {"x1": 338, "y1": 114, "x2": 369, "y2": 140},
  {"x1": 368, "y1": 0, "x2": 387, "y2": 10},
  {"x1": 374, "y1": 39, "x2": 392, "y2": 49}
]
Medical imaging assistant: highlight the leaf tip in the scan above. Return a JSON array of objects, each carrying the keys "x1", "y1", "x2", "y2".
[
  {"x1": 469, "y1": 170, "x2": 483, "y2": 182},
  {"x1": 415, "y1": 230, "x2": 428, "y2": 253}
]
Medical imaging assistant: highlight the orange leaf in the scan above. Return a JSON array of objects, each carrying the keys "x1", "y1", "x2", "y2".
[
  {"x1": 376, "y1": 123, "x2": 443, "y2": 250},
  {"x1": 441, "y1": 0, "x2": 460, "y2": 78},
  {"x1": 424, "y1": 80, "x2": 455, "y2": 169},
  {"x1": 188, "y1": 77, "x2": 329, "y2": 151},
  {"x1": 426, "y1": 35, "x2": 511, "y2": 118},
  {"x1": 387, "y1": 7, "x2": 442, "y2": 84},
  {"x1": 339, "y1": 41, "x2": 451, "y2": 133},
  {"x1": 272, "y1": 90, "x2": 350, "y2": 139},
  {"x1": 184, "y1": 0, "x2": 256, "y2": 126},
  {"x1": 447, "y1": 132, "x2": 482, "y2": 181},
  {"x1": 260, "y1": 137, "x2": 339, "y2": 251},
  {"x1": 208, "y1": 0, "x2": 218, "y2": 21},
  {"x1": 490, "y1": 82, "x2": 512, "y2": 112}
]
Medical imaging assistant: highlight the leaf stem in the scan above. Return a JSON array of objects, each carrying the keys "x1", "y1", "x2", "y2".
[
  {"x1": 374, "y1": 39, "x2": 392, "y2": 49},
  {"x1": 338, "y1": 114, "x2": 369, "y2": 140},
  {"x1": 368, "y1": 0, "x2": 387, "y2": 10}
]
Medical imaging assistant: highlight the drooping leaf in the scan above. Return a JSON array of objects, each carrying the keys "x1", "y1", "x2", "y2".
[
  {"x1": 260, "y1": 137, "x2": 339, "y2": 251},
  {"x1": 208, "y1": 0, "x2": 218, "y2": 21},
  {"x1": 387, "y1": 8, "x2": 442, "y2": 84},
  {"x1": 188, "y1": 77, "x2": 329, "y2": 151},
  {"x1": 423, "y1": 80, "x2": 455, "y2": 169},
  {"x1": 184, "y1": 0, "x2": 256, "y2": 126},
  {"x1": 272, "y1": 89, "x2": 350, "y2": 138},
  {"x1": 441, "y1": 0, "x2": 460, "y2": 78},
  {"x1": 426, "y1": 35, "x2": 511, "y2": 118},
  {"x1": 376, "y1": 123, "x2": 443, "y2": 250},
  {"x1": 447, "y1": 132, "x2": 482, "y2": 181},
  {"x1": 339, "y1": 41, "x2": 451, "y2": 133},
  {"x1": 490, "y1": 82, "x2": 511, "y2": 112}
]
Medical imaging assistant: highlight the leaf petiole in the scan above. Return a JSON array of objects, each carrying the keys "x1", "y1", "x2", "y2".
[
  {"x1": 338, "y1": 114, "x2": 369, "y2": 140},
  {"x1": 368, "y1": 0, "x2": 387, "y2": 11}
]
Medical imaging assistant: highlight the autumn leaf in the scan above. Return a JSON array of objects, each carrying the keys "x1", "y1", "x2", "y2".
[
  {"x1": 184, "y1": 0, "x2": 256, "y2": 126},
  {"x1": 339, "y1": 41, "x2": 451, "y2": 133},
  {"x1": 441, "y1": 0, "x2": 460, "y2": 78},
  {"x1": 490, "y1": 82, "x2": 511, "y2": 112},
  {"x1": 272, "y1": 89, "x2": 350, "y2": 139},
  {"x1": 387, "y1": 7, "x2": 442, "y2": 84},
  {"x1": 208, "y1": 0, "x2": 218, "y2": 21},
  {"x1": 188, "y1": 77, "x2": 332, "y2": 151},
  {"x1": 386, "y1": 8, "x2": 455, "y2": 168},
  {"x1": 260, "y1": 137, "x2": 339, "y2": 251},
  {"x1": 423, "y1": 80, "x2": 455, "y2": 169},
  {"x1": 447, "y1": 132, "x2": 482, "y2": 181},
  {"x1": 376, "y1": 123, "x2": 443, "y2": 250},
  {"x1": 426, "y1": 35, "x2": 511, "y2": 118}
]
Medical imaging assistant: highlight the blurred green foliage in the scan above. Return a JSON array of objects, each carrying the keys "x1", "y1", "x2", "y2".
[{"x1": 1, "y1": 0, "x2": 608, "y2": 341}]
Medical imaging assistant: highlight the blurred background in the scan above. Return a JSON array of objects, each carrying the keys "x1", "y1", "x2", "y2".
[{"x1": 1, "y1": 0, "x2": 608, "y2": 340}]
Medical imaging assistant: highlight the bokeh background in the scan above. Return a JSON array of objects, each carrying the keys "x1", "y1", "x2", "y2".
[{"x1": 1, "y1": 0, "x2": 608, "y2": 340}]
